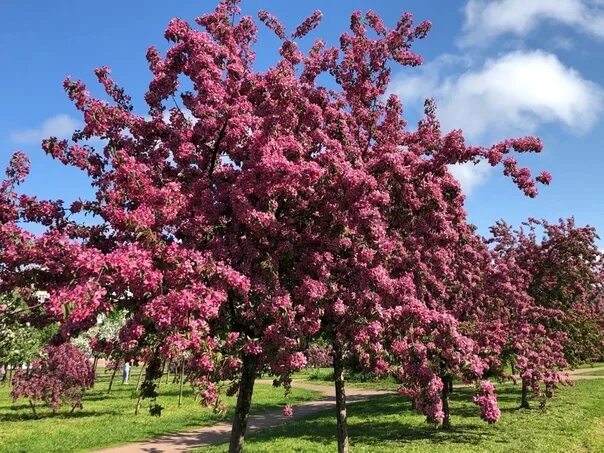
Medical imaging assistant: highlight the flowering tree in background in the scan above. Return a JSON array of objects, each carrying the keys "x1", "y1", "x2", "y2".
[
  {"x1": 306, "y1": 344, "x2": 333, "y2": 369},
  {"x1": 11, "y1": 343, "x2": 95, "y2": 415},
  {"x1": 489, "y1": 218, "x2": 604, "y2": 408},
  {"x1": 0, "y1": 296, "x2": 56, "y2": 379}
]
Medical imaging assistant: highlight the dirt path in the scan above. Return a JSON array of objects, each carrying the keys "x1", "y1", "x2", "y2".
[
  {"x1": 95, "y1": 370, "x2": 604, "y2": 453},
  {"x1": 568, "y1": 366, "x2": 604, "y2": 380},
  {"x1": 94, "y1": 380, "x2": 392, "y2": 453}
]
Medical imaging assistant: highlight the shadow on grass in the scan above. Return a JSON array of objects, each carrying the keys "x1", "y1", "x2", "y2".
[
  {"x1": 0, "y1": 408, "x2": 121, "y2": 422},
  {"x1": 240, "y1": 395, "x2": 495, "y2": 449},
  {"x1": 244, "y1": 386, "x2": 531, "y2": 449}
]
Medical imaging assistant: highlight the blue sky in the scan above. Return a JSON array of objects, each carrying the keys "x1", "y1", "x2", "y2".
[{"x1": 1, "y1": 0, "x2": 603, "y2": 243}]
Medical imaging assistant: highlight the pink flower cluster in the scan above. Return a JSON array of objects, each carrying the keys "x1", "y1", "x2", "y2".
[{"x1": 473, "y1": 381, "x2": 501, "y2": 424}]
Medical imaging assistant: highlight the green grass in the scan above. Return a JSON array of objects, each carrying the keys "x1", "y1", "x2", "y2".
[
  {"x1": 575, "y1": 362, "x2": 604, "y2": 369},
  {"x1": 292, "y1": 367, "x2": 399, "y2": 390},
  {"x1": 202, "y1": 379, "x2": 604, "y2": 453},
  {"x1": 0, "y1": 367, "x2": 320, "y2": 453}
]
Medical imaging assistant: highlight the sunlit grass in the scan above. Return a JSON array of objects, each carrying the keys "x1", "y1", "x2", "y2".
[
  {"x1": 0, "y1": 367, "x2": 320, "y2": 453},
  {"x1": 202, "y1": 379, "x2": 604, "y2": 453}
]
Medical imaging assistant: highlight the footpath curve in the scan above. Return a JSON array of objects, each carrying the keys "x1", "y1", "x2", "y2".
[
  {"x1": 95, "y1": 368, "x2": 604, "y2": 453},
  {"x1": 94, "y1": 380, "x2": 392, "y2": 453}
]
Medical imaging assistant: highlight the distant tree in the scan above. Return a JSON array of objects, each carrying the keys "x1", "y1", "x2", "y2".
[
  {"x1": 11, "y1": 343, "x2": 94, "y2": 415},
  {"x1": 0, "y1": 296, "x2": 56, "y2": 380},
  {"x1": 489, "y1": 218, "x2": 604, "y2": 408}
]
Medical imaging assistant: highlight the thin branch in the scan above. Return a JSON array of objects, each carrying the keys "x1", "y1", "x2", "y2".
[{"x1": 208, "y1": 119, "x2": 229, "y2": 177}]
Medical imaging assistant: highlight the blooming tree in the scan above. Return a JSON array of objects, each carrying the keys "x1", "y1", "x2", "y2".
[
  {"x1": 489, "y1": 218, "x2": 604, "y2": 408},
  {"x1": 11, "y1": 343, "x2": 94, "y2": 415}
]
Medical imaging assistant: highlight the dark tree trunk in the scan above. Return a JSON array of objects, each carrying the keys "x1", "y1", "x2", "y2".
[
  {"x1": 228, "y1": 354, "x2": 258, "y2": 453},
  {"x1": 165, "y1": 359, "x2": 172, "y2": 385},
  {"x1": 29, "y1": 400, "x2": 37, "y2": 417},
  {"x1": 107, "y1": 365, "x2": 118, "y2": 394},
  {"x1": 520, "y1": 380, "x2": 530, "y2": 409},
  {"x1": 441, "y1": 375, "x2": 452, "y2": 429},
  {"x1": 448, "y1": 377, "x2": 453, "y2": 394},
  {"x1": 92, "y1": 357, "x2": 98, "y2": 376},
  {"x1": 178, "y1": 357, "x2": 185, "y2": 407},
  {"x1": 135, "y1": 361, "x2": 146, "y2": 391},
  {"x1": 157, "y1": 359, "x2": 166, "y2": 388},
  {"x1": 511, "y1": 362, "x2": 516, "y2": 378},
  {"x1": 333, "y1": 340, "x2": 349, "y2": 453}
]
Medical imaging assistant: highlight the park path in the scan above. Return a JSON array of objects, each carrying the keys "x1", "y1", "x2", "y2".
[
  {"x1": 94, "y1": 380, "x2": 392, "y2": 453},
  {"x1": 567, "y1": 366, "x2": 604, "y2": 380},
  {"x1": 95, "y1": 368, "x2": 604, "y2": 453}
]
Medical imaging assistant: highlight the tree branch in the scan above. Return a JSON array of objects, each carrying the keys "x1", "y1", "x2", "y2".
[{"x1": 208, "y1": 119, "x2": 229, "y2": 177}]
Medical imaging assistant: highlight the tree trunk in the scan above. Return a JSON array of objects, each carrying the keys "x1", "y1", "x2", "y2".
[
  {"x1": 29, "y1": 400, "x2": 37, "y2": 417},
  {"x1": 448, "y1": 377, "x2": 453, "y2": 394},
  {"x1": 178, "y1": 357, "x2": 185, "y2": 407},
  {"x1": 520, "y1": 380, "x2": 530, "y2": 409},
  {"x1": 92, "y1": 357, "x2": 98, "y2": 376},
  {"x1": 228, "y1": 354, "x2": 258, "y2": 453},
  {"x1": 333, "y1": 340, "x2": 349, "y2": 453},
  {"x1": 107, "y1": 365, "x2": 118, "y2": 394},
  {"x1": 135, "y1": 362, "x2": 146, "y2": 391},
  {"x1": 135, "y1": 393, "x2": 143, "y2": 415},
  {"x1": 441, "y1": 375, "x2": 452, "y2": 429},
  {"x1": 157, "y1": 359, "x2": 166, "y2": 389},
  {"x1": 511, "y1": 362, "x2": 516, "y2": 378},
  {"x1": 165, "y1": 359, "x2": 172, "y2": 385}
]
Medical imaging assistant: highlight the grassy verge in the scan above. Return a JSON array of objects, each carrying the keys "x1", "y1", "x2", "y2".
[
  {"x1": 573, "y1": 362, "x2": 604, "y2": 370},
  {"x1": 0, "y1": 367, "x2": 320, "y2": 453},
  {"x1": 201, "y1": 379, "x2": 604, "y2": 453},
  {"x1": 292, "y1": 367, "x2": 398, "y2": 390}
]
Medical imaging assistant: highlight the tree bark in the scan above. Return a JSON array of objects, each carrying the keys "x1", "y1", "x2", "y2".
[
  {"x1": 92, "y1": 357, "x2": 98, "y2": 376},
  {"x1": 107, "y1": 365, "x2": 118, "y2": 394},
  {"x1": 178, "y1": 357, "x2": 185, "y2": 407},
  {"x1": 228, "y1": 354, "x2": 258, "y2": 453},
  {"x1": 165, "y1": 359, "x2": 172, "y2": 385},
  {"x1": 135, "y1": 361, "x2": 146, "y2": 391},
  {"x1": 520, "y1": 380, "x2": 530, "y2": 409},
  {"x1": 333, "y1": 340, "x2": 349, "y2": 453},
  {"x1": 441, "y1": 375, "x2": 452, "y2": 429},
  {"x1": 157, "y1": 359, "x2": 166, "y2": 389}
]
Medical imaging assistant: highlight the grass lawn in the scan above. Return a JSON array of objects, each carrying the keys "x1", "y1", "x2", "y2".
[
  {"x1": 0, "y1": 367, "x2": 320, "y2": 453},
  {"x1": 575, "y1": 362, "x2": 604, "y2": 369},
  {"x1": 202, "y1": 379, "x2": 604, "y2": 453},
  {"x1": 293, "y1": 367, "x2": 399, "y2": 390}
]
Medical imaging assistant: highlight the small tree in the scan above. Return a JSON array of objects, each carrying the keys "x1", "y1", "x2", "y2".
[{"x1": 11, "y1": 343, "x2": 94, "y2": 415}]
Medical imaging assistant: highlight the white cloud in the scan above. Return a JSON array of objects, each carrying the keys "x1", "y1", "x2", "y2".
[
  {"x1": 391, "y1": 50, "x2": 603, "y2": 194},
  {"x1": 461, "y1": 0, "x2": 604, "y2": 47},
  {"x1": 392, "y1": 50, "x2": 603, "y2": 141},
  {"x1": 449, "y1": 161, "x2": 492, "y2": 196},
  {"x1": 11, "y1": 114, "x2": 80, "y2": 144}
]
